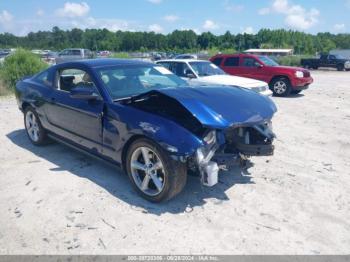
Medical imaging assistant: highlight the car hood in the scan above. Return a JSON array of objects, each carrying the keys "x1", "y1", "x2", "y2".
[
  {"x1": 198, "y1": 75, "x2": 267, "y2": 88},
  {"x1": 274, "y1": 65, "x2": 307, "y2": 72},
  {"x1": 155, "y1": 86, "x2": 277, "y2": 129}
]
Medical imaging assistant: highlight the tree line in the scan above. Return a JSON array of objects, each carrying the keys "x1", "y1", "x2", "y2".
[{"x1": 0, "y1": 26, "x2": 349, "y2": 55}]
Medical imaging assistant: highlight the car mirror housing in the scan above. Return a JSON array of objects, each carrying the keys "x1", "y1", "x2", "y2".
[
  {"x1": 185, "y1": 69, "x2": 196, "y2": 79},
  {"x1": 70, "y1": 87, "x2": 100, "y2": 100}
]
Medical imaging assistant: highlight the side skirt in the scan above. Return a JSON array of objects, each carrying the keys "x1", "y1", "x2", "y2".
[{"x1": 47, "y1": 133, "x2": 123, "y2": 172}]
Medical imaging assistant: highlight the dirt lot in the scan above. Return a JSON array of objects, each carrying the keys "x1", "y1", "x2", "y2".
[{"x1": 0, "y1": 70, "x2": 349, "y2": 255}]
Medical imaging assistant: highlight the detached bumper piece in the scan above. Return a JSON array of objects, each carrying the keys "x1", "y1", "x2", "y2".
[{"x1": 225, "y1": 122, "x2": 275, "y2": 157}]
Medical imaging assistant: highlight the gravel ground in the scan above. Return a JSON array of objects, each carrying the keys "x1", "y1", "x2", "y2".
[{"x1": 0, "y1": 70, "x2": 349, "y2": 255}]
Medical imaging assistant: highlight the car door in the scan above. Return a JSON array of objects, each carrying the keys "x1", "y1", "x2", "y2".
[
  {"x1": 239, "y1": 57, "x2": 265, "y2": 81},
  {"x1": 221, "y1": 56, "x2": 240, "y2": 76},
  {"x1": 328, "y1": 55, "x2": 337, "y2": 67},
  {"x1": 45, "y1": 66, "x2": 104, "y2": 152}
]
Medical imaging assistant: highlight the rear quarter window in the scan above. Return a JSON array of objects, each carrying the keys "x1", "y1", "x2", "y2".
[
  {"x1": 223, "y1": 57, "x2": 239, "y2": 67},
  {"x1": 33, "y1": 71, "x2": 52, "y2": 87},
  {"x1": 211, "y1": 57, "x2": 223, "y2": 66}
]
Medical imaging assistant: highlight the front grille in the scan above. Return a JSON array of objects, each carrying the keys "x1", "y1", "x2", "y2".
[
  {"x1": 224, "y1": 124, "x2": 275, "y2": 156},
  {"x1": 303, "y1": 71, "x2": 310, "y2": 77}
]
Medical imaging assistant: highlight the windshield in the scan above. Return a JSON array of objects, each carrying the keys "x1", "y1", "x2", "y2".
[
  {"x1": 259, "y1": 56, "x2": 279, "y2": 66},
  {"x1": 97, "y1": 65, "x2": 187, "y2": 100},
  {"x1": 189, "y1": 61, "x2": 226, "y2": 76},
  {"x1": 334, "y1": 54, "x2": 346, "y2": 59}
]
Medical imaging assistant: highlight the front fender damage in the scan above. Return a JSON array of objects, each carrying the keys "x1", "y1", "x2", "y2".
[{"x1": 123, "y1": 90, "x2": 276, "y2": 187}]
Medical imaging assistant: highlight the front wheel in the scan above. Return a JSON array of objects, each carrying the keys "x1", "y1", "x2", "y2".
[
  {"x1": 126, "y1": 138, "x2": 187, "y2": 202},
  {"x1": 337, "y1": 64, "x2": 344, "y2": 71},
  {"x1": 24, "y1": 106, "x2": 49, "y2": 145},
  {"x1": 270, "y1": 77, "x2": 291, "y2": 97}
]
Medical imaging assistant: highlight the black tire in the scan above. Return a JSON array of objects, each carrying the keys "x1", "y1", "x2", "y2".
[
  {"x1": 337, "y1": 64, "x2": 344, "y2": 71},
  {"x1": 270, "y1": 77, "x2": 291, "y2": 97},
  {"x1": 312, "y1": 66, "x2": 318, "y2": 70},
  {"x1": 291, "y1": 90, "x2": 302, "y2": 95},
  {"x1": 126, "y1": 138, "x2": 187, "y2": 202},
  {"x1": 24, "y1": 106, "x2": 49, "y2": 146},
  {"x1": 346, "y1": 69, "x2": 350, "y2": 72}
]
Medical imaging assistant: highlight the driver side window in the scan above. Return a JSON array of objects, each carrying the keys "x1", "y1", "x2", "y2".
[
  {"x1": 176, "y1": 63, "x2": 194, "y2": 78},
  {"x1": 56, "y1": 68, "x2": 97, "y2": 93},
  {"x1": 243, "y1": 58, "x2": 260, "y2": 67}
]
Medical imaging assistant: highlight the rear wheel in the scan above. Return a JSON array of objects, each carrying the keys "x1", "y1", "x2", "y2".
[
  {"x1": 24, "y1": 106, "x2": 49, "y2": 145},
  {"x1": 126, "y1": 138, "x2": 187, "y2": 202},
  {"x1": 270, "y1": 77, "x2": 291, "y2": 97}
]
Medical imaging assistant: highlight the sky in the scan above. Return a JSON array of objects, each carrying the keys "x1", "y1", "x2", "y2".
[{"x1": 0, "y1": 0, "x2": 349, "y2": 36}]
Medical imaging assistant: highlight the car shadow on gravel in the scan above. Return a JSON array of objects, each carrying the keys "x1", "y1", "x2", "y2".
[
  {"x1": 274, "y1": 94, "x2": 305, "y2": 99},
  {"x1": 7, "y1": 129, "x2": 254, "y2": 215}
]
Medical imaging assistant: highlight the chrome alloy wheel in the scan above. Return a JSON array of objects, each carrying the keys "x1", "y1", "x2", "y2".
[
  {"x1": 25, "y1": 111, "x2": 40, "y2": 142},
  {"x1": 273, "y1": 81, "x2": 287, "y2": 95},
  {"x1": 130, "y1": 147, "x2": 166, "y2": 196}
]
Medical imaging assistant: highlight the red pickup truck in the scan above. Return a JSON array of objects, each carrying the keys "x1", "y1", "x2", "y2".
[{"x1": 210, "y1": 54, "x2": 313, "y2": 96}]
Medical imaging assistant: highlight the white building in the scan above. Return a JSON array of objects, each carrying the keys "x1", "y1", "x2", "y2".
[{"x1": 244, "y1": 48, "x2": 293, "y2": 56}]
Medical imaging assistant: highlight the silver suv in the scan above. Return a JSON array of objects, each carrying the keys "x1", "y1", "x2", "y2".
[{"x1": 55, "y1": 48, "x2": 93, "y2": 64}]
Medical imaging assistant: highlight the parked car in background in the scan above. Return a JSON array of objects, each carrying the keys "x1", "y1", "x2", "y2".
[
  {"x1": 15, "y1": 59, "x2": 276, "y2": 202},
  {"x1": 211, "y1": 54, "x2": 313, "y2": 96},
  {"x1": 301, "y1": 54, "x2": 350, "y2": 71},
  {"x1": 55, "y1": 48, "x2": 93, "y2": 64},
  {"x1": 42, "y1": 51, "x2": 58, "y2": 65},
  {"x1": 97, "y1": 50, "x2": 111, "y2": 57},
  {"x1": 156, "y1": 59, "x2": 272, "y2": 96},
  {"x1": 174, "y1": 54, "x2": 198, "y2": 60},
  {"x1": 0, "y1": 49, "x2": 12, "y2": 63}
]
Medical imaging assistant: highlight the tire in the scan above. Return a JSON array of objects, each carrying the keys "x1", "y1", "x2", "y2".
[
  {"x1": 337, "y1": 64, "x2": 344, "y2": 71},
  {"x1": 270, "y1": 77, "x2": 291, "y2": 97},
  {"x1": 312, "y1": 66, "x2": 318, "y2": 70},
  {"x1": 24, "y1": 106, "x2": 49, "y2": 146},
  {"x1": 346, "y1": 69, "x2": 350, "y2": 72},
  {"x1": 291, "y1": 90, "x2": 302, "y2": 95},
  {"x1": 126, "y1": 138, "x2": 187, "y2": 202}
]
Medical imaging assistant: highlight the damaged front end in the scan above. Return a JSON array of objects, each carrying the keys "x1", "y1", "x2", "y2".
[
  {"x1": 124, "y1": 87, "x2": 277, "y2": 188},
  {"x1": 192, "y1": 121, "x2": 275, "y2": 187}
]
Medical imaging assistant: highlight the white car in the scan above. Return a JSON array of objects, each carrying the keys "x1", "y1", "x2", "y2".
[{"x1": 156, "y1": 59, "x2": 272, "y2": 96}]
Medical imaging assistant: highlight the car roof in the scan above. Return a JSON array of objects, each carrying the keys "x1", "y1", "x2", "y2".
[
  {"x1": 55, "y1": 58, "x2": 155, "y2": 69},
  {"x1": 157, "y1": 59, "x2": 208, "y2": 63}
]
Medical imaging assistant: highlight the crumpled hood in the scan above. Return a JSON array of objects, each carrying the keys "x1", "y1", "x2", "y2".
[
  {"x1": 156, "y1": 86, "x2": 277, "y2": 129},
  {"x1": 199, "y1": 75, "x2": 268, "y2": 88}
]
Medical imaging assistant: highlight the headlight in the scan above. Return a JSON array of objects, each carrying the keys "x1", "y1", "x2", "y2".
[
  {"x1": 295, "y1": 71, "x2": 304, "y2": 78},
  {"x1": 203, "y1": 130, "x2": 216, "y2": 145}
]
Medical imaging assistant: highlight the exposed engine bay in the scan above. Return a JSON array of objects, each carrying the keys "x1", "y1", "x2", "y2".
[{"x1": 125, "y1": 91, "x2": 275, "y2": 187}]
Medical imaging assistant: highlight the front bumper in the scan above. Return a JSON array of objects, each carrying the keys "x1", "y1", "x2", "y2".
[
  {"x1": 292, "y1": 76, "x2": 313, "y2": 90},
  {"x1": 194, "y1": 122, "x2": 275, "y2": 187}
]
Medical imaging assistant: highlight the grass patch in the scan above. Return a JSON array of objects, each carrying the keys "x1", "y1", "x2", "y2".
[{"x1": 0, "y1": 79, "x2": 12, "y2": 97}]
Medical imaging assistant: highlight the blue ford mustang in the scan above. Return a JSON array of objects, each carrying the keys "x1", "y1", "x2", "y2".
[{"x1": 15, "y1": 59, "x2": 277, "y2": 202}]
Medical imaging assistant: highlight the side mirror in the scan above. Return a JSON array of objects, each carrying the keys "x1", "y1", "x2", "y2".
[
  {"x1": 185, "y1": 69, "x2": 196, "y2": 79},
  {"x1": 70, "y1": 87, "x2": 100, "y2": 100}
]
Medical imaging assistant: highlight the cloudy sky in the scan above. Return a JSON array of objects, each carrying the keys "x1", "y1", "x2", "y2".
[{"x1": 0, "y1": 0, "x2": 349, "y2": 36}]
